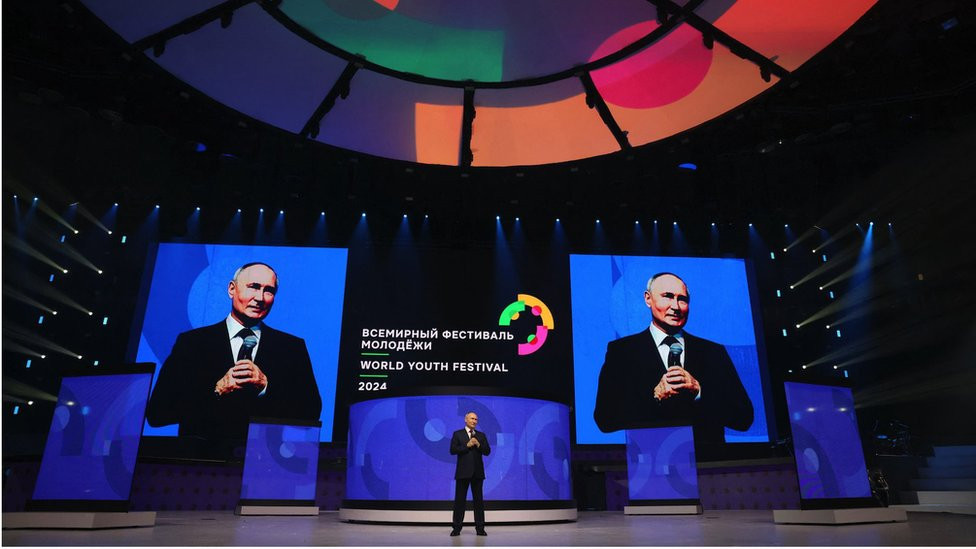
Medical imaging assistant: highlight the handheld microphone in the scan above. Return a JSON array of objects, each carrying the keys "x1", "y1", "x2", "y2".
[
  {"x1": 668, "y1": 342, "x2": 683, "y2": 367},
  {"x1": 242, "y1": 335, "x2": 258, "y2": 355}
]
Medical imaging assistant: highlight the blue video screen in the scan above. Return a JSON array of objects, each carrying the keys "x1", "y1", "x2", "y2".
[
  {"x1": 346, "y1": 395, "x2": 572, "y2": 501},
  {"x1": 32, "y1": 372, "x2": 153, "y2": 501},
  {"x1": 241, "y1": 422, "x2": 321, "y2": 501},
  {"x1": 134, "y1": 243, "x2": 347, "y2": 441},
  {"x1": 570, "y1": 254, "x2": 769, "y2": 445},
  {"x1": 784, "y1": 382, "x2": 872, "y2": 500},
  {"x1": 626, "y1": 426, "x2": 699, "y2": 501}
]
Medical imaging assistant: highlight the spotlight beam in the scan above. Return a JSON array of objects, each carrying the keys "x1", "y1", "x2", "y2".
[
  {"x1": 2, "y1": 285, "x2": 57, "y2": 314},
  {"x1": 14, "y1": 276, "x2": 93, "y2": 315},
  {"x1": 790, "y1": 246, "x2": 858, "y2": 288},
  {"x1": 2, "y1": 340, "x2": 47, "y2": 360},
  {"x1": 784, "y1": 227, "x2": 816, "y2": 251},
  {"x1": 3, "y1": 231, "x2": 68, "y2": 273},
  {"x1": 3, "y1": 325, "x2": 83, "y2": 359},
  {"x1": 1, "y1": 377, "x2": 59, "y2": 403}
]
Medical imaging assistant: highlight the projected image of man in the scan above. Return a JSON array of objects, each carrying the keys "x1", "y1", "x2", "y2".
[
  {"x1": 147, "y1": 262, "x2": 322, "y2": 441},
  {"x1": 593, "y1": 272, "x2": 752, "y2": 445}
]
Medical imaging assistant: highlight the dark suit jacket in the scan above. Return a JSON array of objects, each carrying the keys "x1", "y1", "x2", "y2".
[
  {"x1": 146, "y1": 321, "x2": 322, "y2": 441},
  {"x1": 450, "y1": 428, "x2": 492, "y2": 480},
  {"x1": 593, "y1": 330, "x2": 753, "y2": 446}
]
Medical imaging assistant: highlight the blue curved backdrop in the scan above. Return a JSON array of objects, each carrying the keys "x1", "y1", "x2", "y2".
[
  {"x1": 570, "y1": 254, "x2": 769, "y2": 445},
  {"x1": 134, "y1": 243, "x2": 348, "y2": 441},
  {"x1": 346, "y1": 395, "x2": 572, "y2": 501}
]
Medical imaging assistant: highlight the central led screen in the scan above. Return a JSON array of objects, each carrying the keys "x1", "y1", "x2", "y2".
[{"x1": 132, "y1": 244, "x2": 772, "y2": 450}]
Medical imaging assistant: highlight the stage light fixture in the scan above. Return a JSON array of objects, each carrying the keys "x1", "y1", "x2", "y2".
[
  {"x1": 825, "y1": 325, "x2": 830, "y2": 329},
  {"x1": 789, "y1": 285, "x2": 794, "y2": 289},
  {"x1": 635, "y1": 220, "x2": 639, "y2": 225},
  {"x1": 113, "y1": 203, "x2": 118, "y2": 207},
  {"x1": 33, "y1": 197, "x2": 38, "y2": 202},
  {"x1": 28, "y1": 401, "x2": 34, "y2": 406},
  {"x1": 73, "y1": 230, "x2": 79, "y2": 234},
  {"x1": 424, "y1": 214, "x2": 429, "y2": 219},
  {"x1": 52, "y1": 311, "x2": 57, "y2": 315},
  {"x1": 748, "y1": 223, "x2": 753, "y2": 227},
  {"x1": 496, "y1": 215, "x2": 500, "y2": 220},
  {"x1": 97, "y1": 270, "x2": 103, "y2": 274},
  {"x1": 654, "y1": 220, "x2": 658, "y2": 224},
  {"x1": 321, "y1": 212, "x2": 325, "y2": 216},
  {"x1": 672, "y1": 221, "x2": 677, "y2": 226},
  {"x1": 62, "y1": 270, "x2": 68, "y2": 274},
  {"x1": 40, "y1": 355, "x2": 46, "y2": 359},
  {"x1": 782, "y1": 248, "x2": 787, "y2": 252},
  {"x1": 869, "y1": 222, "x2": 873, "y2": 226},
  {"x1": 361, "y1": 212, "x2": 366, "y2": 218},
  {"x1": 795, "y1": 324, "x2": 800, "y2": 328},
  {"x1": 784, "y1": 224, "x2": 789, "y2": 228},
  {"x1": 711, "y1": 222, "x2": 716, "y2": 227},
  {"x1": 107, "y1": 230, "x2": 113, "y2": 235},
  {"x1": 77, "y1": 355, "x2": 83, "y2": 360},
  {"x1": 833, "y1": 365, "x2": 839, "y2": 370},
  {"x1": 515, "y1": 217, "x2": 520, "y2": 221},
  {"x1": 155, "y1": 204, "x2": 159, "y2": 209},
  {"x1": 403, "y1": 214, "x2": 407, "y2": 219},
  {"x1": 237, "y1": 208, "x2": 242, "y2": 213},
  {"x1": 87, "y1": 311, "x2": 93, "y2": 316},
  {"x1": 801, "y1": 365, "x2": 807, "y2": 370},
  {"x1": 596, "y1": 219, "x2": 601, "y2": 224},
  {"x1": 555, "y1": 218, "x2": 560, "y2": 223}
]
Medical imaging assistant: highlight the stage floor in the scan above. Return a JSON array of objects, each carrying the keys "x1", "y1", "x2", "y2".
[{"x1": 4, "y1": 509, "x2": 974, "y2": 546}]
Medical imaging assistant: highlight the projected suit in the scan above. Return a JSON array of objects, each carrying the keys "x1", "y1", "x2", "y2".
[
  {"x1": 592, "y1": 272, "x2": 753, "y2": 446},
  {"x1": 450, "y1": 412, "x2": 491, "y2": 536},
  {"x1": 146, "y1": 262, "x2": 321, "y2": 442}
]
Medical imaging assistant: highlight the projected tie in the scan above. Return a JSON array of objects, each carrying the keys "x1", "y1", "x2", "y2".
[
  {"x1": 237, "y1": 328, "x2": 257, "y2": 360},
  {"x1": 662, "y1": 335, "x2": 682, "y2": 367}
]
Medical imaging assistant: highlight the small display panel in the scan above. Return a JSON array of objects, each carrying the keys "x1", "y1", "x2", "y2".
[
  {"x1": 240, "y1": 422, "x2": 322, "y2": 502},
  {"x1": 626, "y1": 426, "x2": 699, "y2": 502},
  {"x1": 784, "y1": 381, "x2": 872, "y2": 501},
  {"x1": 32, "y1": 370, "x2": 153, "y2": 502}
]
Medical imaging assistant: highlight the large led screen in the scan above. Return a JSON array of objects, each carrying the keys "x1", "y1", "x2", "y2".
[
  {"x1": 134, "y1": 243, "x2": 347, "y2": 441},
  {"x1": 346, "y1": 395, "x2": 571, "y2": 501},
  {"x1": 32, "y1": 369, "x2": 153, "y2": 502},
  {"x1": 784, "y1": 382, "x2": 872, "y2": 502},
  {"x1": 571, "y1": 255, "x2": 770, "y2": 445}
]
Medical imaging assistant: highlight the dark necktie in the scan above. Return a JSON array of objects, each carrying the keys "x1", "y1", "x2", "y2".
[
  {"x1": 469, "y1": 429, "x2": 475, "y2": 440},
  {"x1": 236, "y1": 328, "x2": 256, "y2": 360},
  {"x1": 662, "y1": 335, "x2": 682, "y2": 367}
]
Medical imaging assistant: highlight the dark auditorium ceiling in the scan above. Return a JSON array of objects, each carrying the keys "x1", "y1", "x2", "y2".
[{"x1": 3, "y1": 0, "x2": 975, "y2": 227}]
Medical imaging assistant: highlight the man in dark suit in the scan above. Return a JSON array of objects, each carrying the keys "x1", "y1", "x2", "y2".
[
  {"x1": 449, "y1": 411, "x2": 491, "y2": 536},
  {"x1": 593, "y1": 272, "x2": 753, "y2": 446},
  {"x1": 146, "y1": 262, "x2": 321, "y2": 442}
]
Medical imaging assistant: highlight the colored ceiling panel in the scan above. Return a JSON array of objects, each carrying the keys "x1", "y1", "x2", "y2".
[
  {"x1": 471, "y1": 81, "x2": 621, "y2": 167},
  {"x1": 146, "y1": 4, "x2": 348, "y2": 134},
  {"x1": 80, "y1": 0, "x2": 878, "y2": 167},
  {"x1": 712, "y1": 0, "x2": 878, "y2": 72},
  {"x1": 81, "y1": 0, "x2": 226, "y2": 43},
  {"x1": 597, "y1": 43, "x2": 777, "y2": 146},
  {"x1": 279, "y1": 0, "x2": 659, "y2": 82},
  {"x1": 316, "y1": 71, "x2": 463, "y2": 165}
]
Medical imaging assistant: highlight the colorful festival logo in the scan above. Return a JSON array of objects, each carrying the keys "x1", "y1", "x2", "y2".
[{"x1": 498, "y1": 294, "x2": 554, "y2": 356}]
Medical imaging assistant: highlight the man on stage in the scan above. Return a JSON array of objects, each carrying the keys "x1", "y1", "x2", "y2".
[
  {"x1": 593, "y1": 272, "x2": 753, "y2": 446},
  {"x1": 450, "y1": 411, "x2": 491, "y2": 536},
  {"x1": 146, "y1": 262, "x2": 321, "y2": 443}
]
